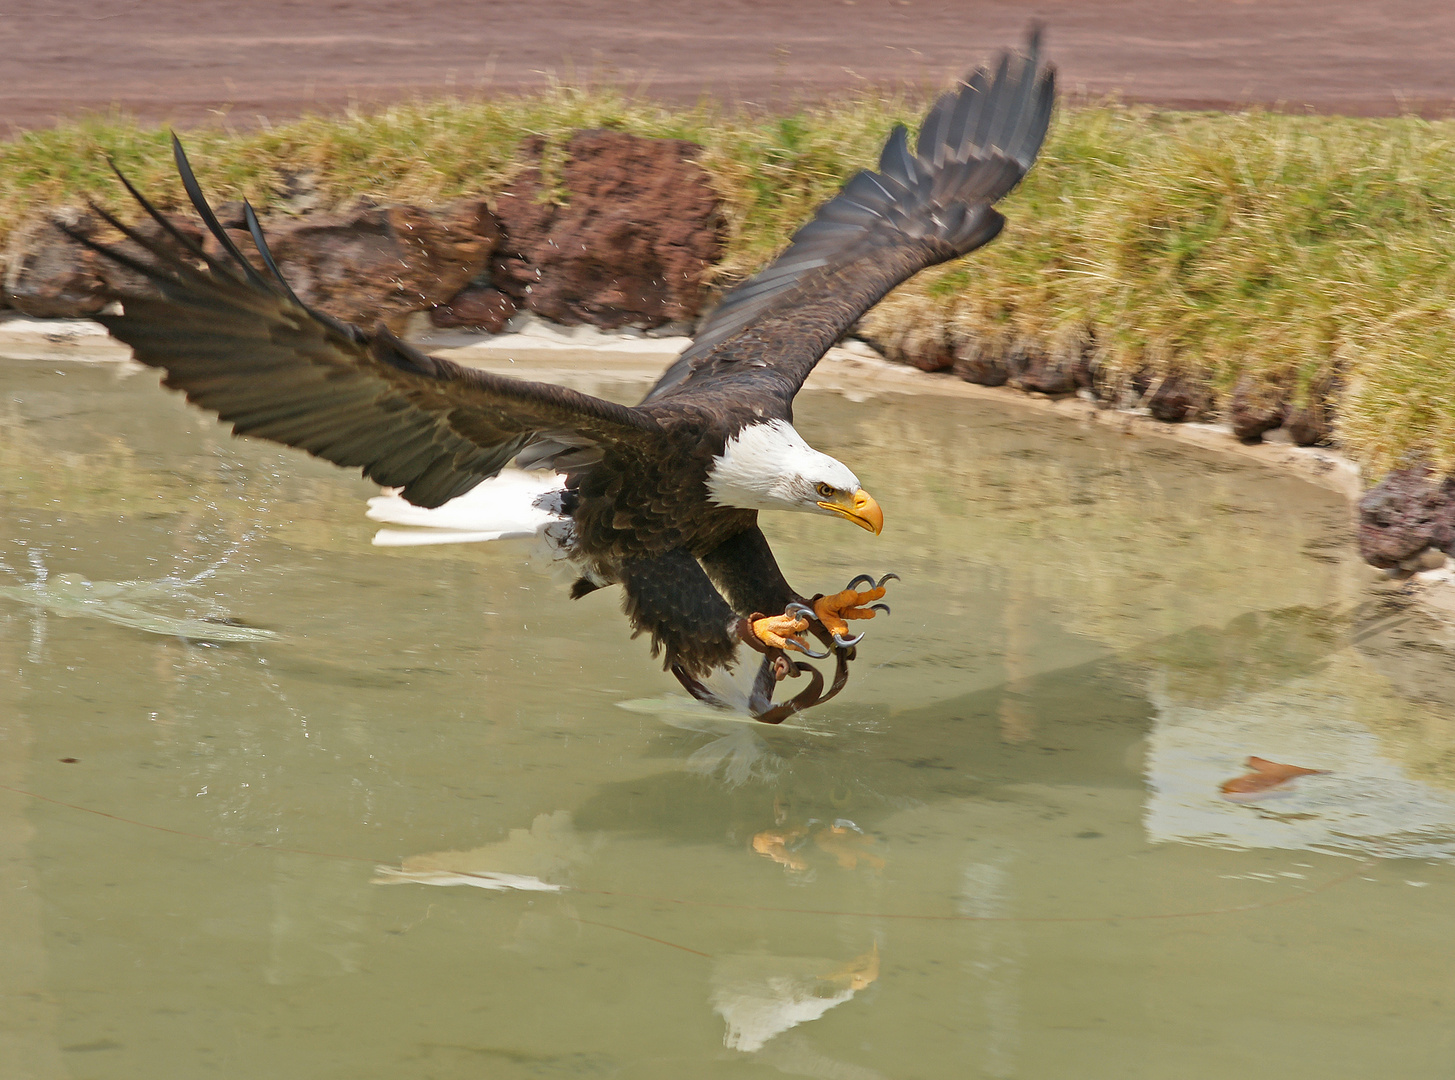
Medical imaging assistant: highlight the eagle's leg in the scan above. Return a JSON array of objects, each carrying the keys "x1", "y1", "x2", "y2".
[
  {"x1": 700, "y1": 527, "x2": 825, "y2": 646},
  {"x1": 619, "y1": 549, "x2": 745, "y2": 680},
  {"x1": 699, "y1": 528, "x2": 869, "y2": 721},
  {"x1": 749, "y1": 656, "x2": 824, "y2": 724},
  {"x1": 749, "y1": 648, "x2": 863, "y2": 724},
  {"x1": 671, "y1": 662, "x2": 731, "y2": 708},
  {"x1": 746, "y1": 654, "x2": 787, "y2": 718}
]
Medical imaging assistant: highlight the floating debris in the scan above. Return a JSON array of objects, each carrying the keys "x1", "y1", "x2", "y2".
[{"x1": 1220, "y1": 756, "x2": 1331, "y2": 804}]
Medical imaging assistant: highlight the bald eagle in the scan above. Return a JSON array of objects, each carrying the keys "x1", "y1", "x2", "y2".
[{"x1": 71, "y1": 32, "x2": 1054, "y2": 722}]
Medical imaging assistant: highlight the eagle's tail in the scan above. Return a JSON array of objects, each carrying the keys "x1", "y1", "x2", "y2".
[{"x1": 366, "y1": 469, "x2": 567, "y2": 547}]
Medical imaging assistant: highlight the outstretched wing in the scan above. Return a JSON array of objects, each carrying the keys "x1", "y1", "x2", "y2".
[
  {"x1": 642, "y1": 29, "x2": 1054, "y2": 406},
  {"x1": 71, "y1": 138, "x2": 660, "y2": 508}
]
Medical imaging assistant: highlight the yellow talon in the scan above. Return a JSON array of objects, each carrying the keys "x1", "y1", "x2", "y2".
[
  {"x1": 813, "y1": 584, "x2": 886, "y2": 640},
  {"x1": 751, "y1": 612, "x2": 812, "y2": 652}
]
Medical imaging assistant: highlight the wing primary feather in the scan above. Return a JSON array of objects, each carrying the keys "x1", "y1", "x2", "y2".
[
  {"x1": 78, "y1": 200, "x2": 247, "y2": 303},
  {"x1": 616, "y1": 29, "x2": 1057, "y2": 409},
  {"x1": 169, "y1": 133, "x2": 272, "y2": 291},
  {"x1": 877, "y1": 125, "x2": 918, "y2": 187},
  {"x1": 1014, "y1": 69, "x2": 1056, "y2": 168},
  {"x1": 949, "y1": 68, "x2": 991, "y2": 160},
  {"x1": 994, "y1": 58, "x2": 1037, "y2": 156},
  {"x1": 105, "y1": 160, "x2": 237, "y2": 279},
  {"x1": 915, "y1": 88, "x2": 955, "y2": 165},
  {"x1": 241, "y1": 200, "x2": 309, "y2": 308},
  {"x1": 58, "y1": 213, "x2": 189, "y2": 293},
  {"x1": 996, "y1": 38, "x2": 1046, "y2": 164},
  {"x1": 969, "y1": 51, "x2": 1012, "y2": 150}
]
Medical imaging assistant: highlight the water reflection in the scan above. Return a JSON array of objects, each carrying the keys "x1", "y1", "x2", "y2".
[
  {"x1": 373, "y1": 809, "x2": 585, "y2": 892},
  {"x1": 752, "y1": 820, "x2": 885, "y2": 875},
  {"x1": 605, "y1": 600, "x2": 1455, "y2": 864},
  {"x1": 617, "y1": 693, "x2": 799, "y2": 786},
  {"x1": 8, "y1": 356, "x2": 1455, "y2": 1078},
  {"x1": 1144, "y1": 643, "x2": 1455, "y2": 859},
  {"x1": 711, "y1": 944, "x2": 880, "y2": 1053}
]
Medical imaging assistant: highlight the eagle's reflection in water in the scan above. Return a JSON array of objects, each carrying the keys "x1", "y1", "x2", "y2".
[
  {"x1": 616, "y1": 688, "x2": 834, "y2": 786},
  {"x1": 367, "y1": 599, "x2": 1455, "y2": 1069},
  {"x1": 710, "y1": 944, "x2": 880, "y2": 1054}
]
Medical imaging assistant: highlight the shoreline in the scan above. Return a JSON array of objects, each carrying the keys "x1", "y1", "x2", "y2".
[
  {"x1": 13, "y1": 308, "x2": 1455, "y2": 627},
  {"x1": 8, "y1": 101, "x2": 1454, "y2": 486},
  {"x1": 0, "y1": 310, "x2": 1363, "y2": 502}
]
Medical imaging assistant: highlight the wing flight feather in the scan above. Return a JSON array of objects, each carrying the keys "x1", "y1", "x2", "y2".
[
  {"x1": 70, "y1": 138, "x2": 659, "y2": 508},
  {"x1": 642, "y1": 28, "x2": 1054, "y2": 406}
]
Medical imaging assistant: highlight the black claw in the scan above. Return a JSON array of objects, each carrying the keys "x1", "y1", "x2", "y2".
[
  {"x1": 788, "y1": 639, "x2": 831, "y2": 660},
  {"x1": 777, "y1": 602, "x2": 826, "y2": 657},
  {"x1": 869, "y1": 602, "x2": 891, "y2": 615},
  {"x1": 845, "y1": 572, "x2": 900, "y2": 593},
  {"x1": 832, "y1": 631, "x2": 866, "y2": 647}
]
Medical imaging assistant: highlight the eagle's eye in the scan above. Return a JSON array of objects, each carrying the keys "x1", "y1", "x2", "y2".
[{"x1": 815, "y1": 482, "x2": 836, "y2": 499}]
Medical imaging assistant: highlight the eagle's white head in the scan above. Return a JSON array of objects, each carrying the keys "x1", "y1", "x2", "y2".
[{"x1": 705, "y1": 419, "x2": 883, "y2": 533}]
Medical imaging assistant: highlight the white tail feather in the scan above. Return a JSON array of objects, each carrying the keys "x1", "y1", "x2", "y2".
[
  {"x1": 371, "y1": 528, "x2": 531, "y2": 547},
  {"x1": 366, "y1": 470, "x2": 567, "y2": 547}
]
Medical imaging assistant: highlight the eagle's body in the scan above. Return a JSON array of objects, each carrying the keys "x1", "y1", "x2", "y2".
[{"x1": 74, "y1": 33, "x2": 1055, "y2": 721}]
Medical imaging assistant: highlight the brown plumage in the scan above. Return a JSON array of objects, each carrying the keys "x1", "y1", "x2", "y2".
[{"x1": 70, "y1": 30, "x2": 1055, "y2": 721}]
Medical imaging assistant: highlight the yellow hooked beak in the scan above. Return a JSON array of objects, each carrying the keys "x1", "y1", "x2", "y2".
[{"x1": 817, "y1": 488, "x2": 884, "y2": 535}]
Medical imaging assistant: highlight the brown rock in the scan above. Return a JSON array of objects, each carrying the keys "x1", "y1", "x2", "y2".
[
  {"x1": 3, "y1": 208, "x2": 107, "y2": 317},
  {"x1": 207, "y1": 198, "x2": 502, "y2": 329},
  {"x1": 491, "y1": 130, "x2": 725, "y2": 330},
  {"x1": 99, "y1": 216, "x2": 208, "y2": 298},
  {"x1": 905, "y1": 345, "x2": 954, "y2": 372},
  {"x1": 1227, "y1": 374, "x2": 1289, "y2": 443},
  {"x1": 1008, "y1": 342, "x2": 1084, "y2": 396},
  {"x1": 430, "y1": 284, "x2": 517, "y2": 333},
  {"x1": 1286, "y1": 402, "x2": 1332, "y2": 446},
  {"x1": 4, "y1": 205, "x2": 218, "y2": 317},
  {"x1": 1286, "y1": 391, "x2": 1334, "y2": 446},
  {"x1": 1357, "y1": 466, "x2": 1455, "y2": 568},
  {"x1": 952, "y1": 338, "x2": 1010, "y2": 386},
  {"x1": 489, "y1": 138, "x2": 553, "y2": 301},
  {"x1": 1146, "y1": 374, "x2": 1209, "y2": 422},
  {"x1": 868, "y1": 322, "x2": 953, "y2": 372}
]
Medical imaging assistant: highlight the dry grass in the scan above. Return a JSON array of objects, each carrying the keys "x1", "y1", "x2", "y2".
[
  {"x1": 868, "y1": 107, "x2": 1455, "y2": 479},
  {"x1": 5, "y1": 91, "x2": 1455, "y2": 478}
]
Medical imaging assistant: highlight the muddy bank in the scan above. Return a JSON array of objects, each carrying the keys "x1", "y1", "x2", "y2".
[
  {"x1": 15, "y1": 303, "x2": 1455, "y2": 633},
  {"x1": 0, "y1": 306, "x2": 1363, "y2": 505}
]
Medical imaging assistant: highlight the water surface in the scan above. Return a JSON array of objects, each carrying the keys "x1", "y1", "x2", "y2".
[{"x1": 3, "y1": 356, "x2": 1453, "y2": 1080}]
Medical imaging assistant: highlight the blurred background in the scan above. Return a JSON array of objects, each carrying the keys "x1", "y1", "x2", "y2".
[{"x1": 4, "y1": 0, "x2": 1454, "y2": 130}]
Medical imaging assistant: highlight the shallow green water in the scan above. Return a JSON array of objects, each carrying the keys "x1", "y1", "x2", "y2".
[{"x1": 3, "y1": 356, "x2": 1455, "y2": 1080}]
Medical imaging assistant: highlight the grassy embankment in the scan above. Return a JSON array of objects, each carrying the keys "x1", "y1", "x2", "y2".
[{"x1": 4, "y1": 88, "x2": 1454, "y2": 480}]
